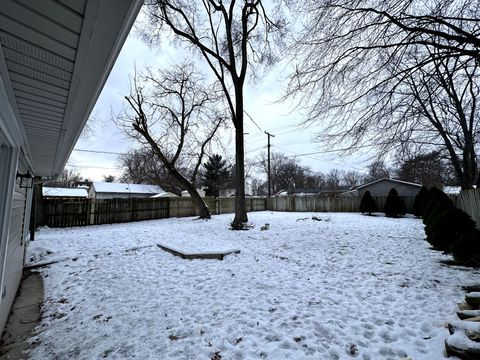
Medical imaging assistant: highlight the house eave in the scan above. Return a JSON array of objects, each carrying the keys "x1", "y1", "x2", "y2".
[
  {"x1": 51, "y1": 0, "x2": 143, "y2": 177},
  {"x1": 0, "y1": 0, "x2": 143, "y2": 177}
]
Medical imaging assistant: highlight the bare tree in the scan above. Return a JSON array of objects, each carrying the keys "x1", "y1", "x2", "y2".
[
  {"x1": 287, "y1": 0, "x2": 480, "y2": 188},
  {"x1": 325, "y1": 169, "x2": 342, "y2": 191},
  {"x1": 49, "y1": 168, "x2": 83, "y2": 187},
  {"x1": 117, "y1": 63, "x2": 226, "y2": 219},
  {"x1": 257, "y1": 151, "x2": 323, "y2": 193},
  {"x1": 394, "y1": 151, "x2": 452, "y2": 188},
  {"x1": 250, "y1": 176, "x2": 267, "y2": 196},
  {"x1": 364, "y1": 160, "x2": 391, "y2": 183},
  {"x1": 103, "y1": 175, "x2": 116, "y2": 183},
  {"x1": 119, "y1": 148, "x2": 189, "y2": 195},
  {"x1": 403, "y1": 52, "x2": 479, "y2": 189},
  {"x1": 143, "y1": 0, "x2": 286, "y2": 228},
  {"x1": 343, "y1": 170, "x2": 364, "y2": 189}
]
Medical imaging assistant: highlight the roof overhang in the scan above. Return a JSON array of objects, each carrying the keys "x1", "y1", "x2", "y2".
[{"x1": 0, "y1": 0, "x2": 143, "y2": 177}]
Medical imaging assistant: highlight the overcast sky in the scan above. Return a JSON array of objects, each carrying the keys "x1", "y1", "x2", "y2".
[{"x1": 68, "y1": 11, "x2": 370, "y2": 182}]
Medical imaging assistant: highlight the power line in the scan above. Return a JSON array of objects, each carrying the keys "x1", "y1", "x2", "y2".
[
  {"x1": 244, "y1": 110, "x2": 263, "y2": 132},
  {"x1": 73, "y1": 149, "x2": 124, "y2": 155},
  {"x1": 273, "y1": 145, "x2": 374, "y2": 157},
  {"x1": 66, "y1": 164, "x2": 120, "y2": 170},
  {"x1": 272, "y1": 145, "x2": 365, "y2": 171}
]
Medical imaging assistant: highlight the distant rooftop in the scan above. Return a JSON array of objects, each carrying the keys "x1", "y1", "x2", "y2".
[
  {"x1": 91, "y1": 182, "x2": 164, "y2": 194},
  {"x1": 43, "y1": 187, "x2": 88, "y2": 198}
]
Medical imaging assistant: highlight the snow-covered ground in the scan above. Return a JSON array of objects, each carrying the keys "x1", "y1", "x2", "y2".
[{"x1": 26, "y1": 212, "x2": 479, "y2": 360}]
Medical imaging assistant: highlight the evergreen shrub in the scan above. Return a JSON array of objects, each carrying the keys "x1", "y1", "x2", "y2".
[
  {"x1": 412, "y1": 186, "x2": 429, "y2": 217},
  {"x1": 359, "y1": 191, "x2": 377, "y2": 215},
  {"x1": 422, "y1": 187, "x2": 453, "y2": 226},
  {"x1": 425, "y1": 207, "x2": 476, "y2": 251},
  {"x1": 451, "y1": 228, "x2": 480, "y2": 267},
  {"x1": 384, "y1": 188, "x2": 405, "y2": 218}
]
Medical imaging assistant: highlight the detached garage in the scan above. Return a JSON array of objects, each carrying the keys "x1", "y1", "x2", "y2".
[{"x1": 0, "y1": 0, "x2": 142, "y2": 334}]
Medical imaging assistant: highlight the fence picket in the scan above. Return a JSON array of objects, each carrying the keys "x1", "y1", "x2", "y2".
[{"x1": 457, "y1": 189, "x2": 480, "y2": 229}]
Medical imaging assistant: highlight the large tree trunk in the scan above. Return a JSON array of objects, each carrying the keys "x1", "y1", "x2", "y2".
[
  {"x1": 173, "y1": 173, "x2": 210, "y2": 219},
  {"x1": 172, "y1": 172, "x2": 210, "y2": 219},
  {"x1": 185, "y1": 183, "x2": 211, "y2": 219},
  {"x1": 232, "y1": 107, "x2": 248, "y2": 228},
  {"x1": 140, "y1": 134, "x2": 211, "y2": 219},
  {"x1": 461, "y1": 143, "x2": 477, "y2": 190}
]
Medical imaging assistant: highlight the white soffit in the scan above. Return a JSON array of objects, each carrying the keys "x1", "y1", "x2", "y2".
[{"x1": 0, "y1": 0, "x2": 142, "y2": 177}]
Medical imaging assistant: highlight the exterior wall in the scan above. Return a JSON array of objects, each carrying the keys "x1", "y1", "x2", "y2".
[
  {"x1": 0, "y1": 146, "x2": 18, "y2": 334},
  {"x1": 0, "y1": 181, "x2": 30, "y2": 332},
  {"x1": 358, "y1": 180, "x2": 422, "y2": 197},
  {"x1": 0, "y1": 148, "x2": 32, "y2": 334},
  {"x1": 0, "y1": 56, "x2": 33, "y2": 335}
]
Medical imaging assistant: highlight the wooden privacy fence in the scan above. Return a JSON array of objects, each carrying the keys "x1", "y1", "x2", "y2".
[
  {"x1": 42, "y1": 198, "x2": 169, "y2": 228},
  {"x1": 41, "y1": 195, "x2": 418, "y2": 228},
  {"x1": 42, "y1": 197, "x2": 266, "y2": 228},
  {"x1": 268, "y1": 196, "x2": 416, "y2": 213}
]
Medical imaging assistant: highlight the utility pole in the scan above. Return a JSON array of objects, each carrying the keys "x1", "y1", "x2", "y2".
[{"x1": 265, "y1": 131, "x2": 275, "y2": 197}]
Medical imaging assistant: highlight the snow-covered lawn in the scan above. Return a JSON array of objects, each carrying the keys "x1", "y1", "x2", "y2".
[{"x1": 26, "y1": 212, "x2": 479, "y2": 360}]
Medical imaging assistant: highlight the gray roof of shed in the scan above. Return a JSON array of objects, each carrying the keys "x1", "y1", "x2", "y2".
[{"x1": 356, "y1": 178, "x2": 423, "y2": 190}]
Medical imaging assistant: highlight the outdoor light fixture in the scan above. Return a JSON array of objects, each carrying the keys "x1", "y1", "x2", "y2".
[{"x1": 17, "y1": 172, "x2": 34, "y2": 189}]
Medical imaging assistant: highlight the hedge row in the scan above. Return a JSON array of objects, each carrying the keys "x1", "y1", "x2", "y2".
[{"x1": 414, "y1": 186, "x2": 480, "y2": 267}]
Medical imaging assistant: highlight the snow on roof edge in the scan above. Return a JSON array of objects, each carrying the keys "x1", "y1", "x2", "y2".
[
  {"x1": 92, "y1": 181, "x2": 164, "y2": 194},
  {"x1": 43, "y1": 187, "x2": 88, "y2": 198}
]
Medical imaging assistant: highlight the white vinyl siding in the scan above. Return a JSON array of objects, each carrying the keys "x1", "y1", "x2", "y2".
[{"x1": 0, "y1": 185, "x2": 27, "y2": 330}]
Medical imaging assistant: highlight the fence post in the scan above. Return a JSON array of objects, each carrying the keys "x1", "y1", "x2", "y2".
[{"x1": 89, "y1": 199, "x2": 96, "y2": 225}]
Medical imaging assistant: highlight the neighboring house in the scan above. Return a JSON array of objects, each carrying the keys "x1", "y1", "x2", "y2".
[
  {"x1": 340, "y1": 178, "x2": 423, "y2": 197},
  {"x1": 0, "y1": 0, "x2": 142, "y2": 334},
  {"x1": 291, "y1": 188, "x2": 325, "y2": 197},
  {"x1": 181, "y1": 189, "x2": 206, "y2": 198},
  {"x1": 273, "y1": 189, "x2": 289, "y2": 197},
  {"x1": 43, "y1": 187, "x2": 88, "y2": 198},
  {"x1": 443, "y1": 185, "x2": 476, "y2": 196},
  {"x1": 219, "y1": 188, "x2": 236, "y2": 197},
  {"x1": 443, "y1": 186, "x2": 461, "y2": 195},
  {"x1": 89, "y1": 182, "x2": 165, "y2": 200},
  {"x1": 274, "y1": 188, "x2": 344, "y2": 197},
  {"x1": 151, "y1": 192, "x2": 179, "y2": 198}
]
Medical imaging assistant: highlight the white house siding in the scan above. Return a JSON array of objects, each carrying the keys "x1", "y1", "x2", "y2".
[
  {"x1": 0, "y1": 75, "x2": 24, "y2": 334},
  {"x1": 0, "y1": 182, "x2": 31, "y2": 332}
]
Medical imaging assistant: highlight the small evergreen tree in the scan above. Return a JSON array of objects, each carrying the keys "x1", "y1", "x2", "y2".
[
  {"x1": 384, "y1": 188, "x2": 405, "y2": 217},
  {"x1": 202, "y1": 154, "x2": 230, "y2": 197},
  {"x1": 426, "y1": 207, "x2": 476, "y2": 251},
  {"x1": 422, "y1": 187, "x2": 453, "y2": 226},
  {"x1": 412, "y1": 186, "x2": 428, "y2": 217},
  {"x1": 420, "y1": 186, "x2": 440, "y2": 220},
  {"x1": 359, "y1": 191, "x2": 377, "y2": 215},
  {"x1": 451, "y1": 228, "x2": 480, "y2": 267}
]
